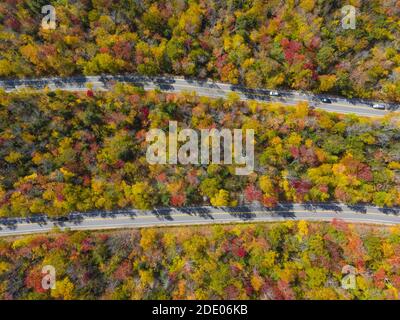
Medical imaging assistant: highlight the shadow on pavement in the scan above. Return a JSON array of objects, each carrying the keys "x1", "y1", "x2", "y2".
[
  {"x1": 378, "y1": 207, "x2": 400, "y2": 215},
  {"x1": 223, "y1": 205, "x2": 265, "y2": 221},
  {"x1": 347, "y1": 205, "x2": 367, "y2": 214},
  {"x1": 312, "y1": 203, "x2": 343, "y2": 212},
  {"x1": 178, "y1": 207, "x2": 214, "y2": 219},
  {"x1": 271, "y1": 211, "x2": 296, "y2": 219},
  {"x1": 152, "y1": 208, "x2": 174, "y2": 221},
  {"x1": 0, "y1": 218, "x2": 18, "y2": 230}
]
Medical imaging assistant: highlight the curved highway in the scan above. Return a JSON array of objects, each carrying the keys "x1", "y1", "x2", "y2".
[
  {"x1": 1, "y1": 203, "x2": 399, "y2": 237},
  {"x1": 1, "y1": 75, "x2": 398, "y2": 117}
]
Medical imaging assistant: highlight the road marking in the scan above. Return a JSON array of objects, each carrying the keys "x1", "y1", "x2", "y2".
[
  {"x1": 1, "y1": 215, "x2": 399, "y2": 237},
  {"x1": 162, "y1": 83, "x2": 378, "y2": 112},
  {"x1": 6, "y1": 209, "x2": 399, "y2": 228},
  {"x1": 2, "y1": 78, "x2": 389, "y2": 117},
  {"x1": 81, "y1": 209, "x2": 399, "y2": 220}
]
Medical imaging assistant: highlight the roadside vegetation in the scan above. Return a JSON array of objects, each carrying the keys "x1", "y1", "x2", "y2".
[
  {"x1": 1, "y1": 86, "x2": 399, "y2": 217},
  {"x1": 1, "y1": 221, "x2": 399, "y2": 299},
  {"x1": 0, "y1": 0, "x2": 399, "y2": 102}
]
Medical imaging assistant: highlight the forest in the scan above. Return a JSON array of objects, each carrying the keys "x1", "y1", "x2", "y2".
[
  {"x1": 0, "y1": 221, "x2": 399, "y2": 299},
  {"x1": 0, "y1": 86, "x2": 400, "y2": 217},
  {"x1": 0, "y1": 0, "x2": 399, "y2": 102}
]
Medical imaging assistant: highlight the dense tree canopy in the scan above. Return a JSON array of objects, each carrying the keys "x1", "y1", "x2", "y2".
[
  {"x1": 1, "y1": 222, "x2": 400, "y2": 299},
  {"x1": 0, "y1": 0, "x2": 399, "y2": 101},
  {"x1": 0, "y1": 86, "x2": 399, "y2": 217}
]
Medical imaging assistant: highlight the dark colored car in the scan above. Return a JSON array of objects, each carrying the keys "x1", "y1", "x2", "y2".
[
  {"x1": 51, "y1": 216, "x2": 69, "y2": 223},
  {"x1": 321, "y1": 98, "x2": 332, "y2": 103}
]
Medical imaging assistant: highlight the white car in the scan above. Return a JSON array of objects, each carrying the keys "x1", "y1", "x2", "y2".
[
  {"x1": 372, "y1": 104, "x2": 385, "y2": 110},
  {"x1": 269, "y1": 90, "x2": 280, "y2": 96}
]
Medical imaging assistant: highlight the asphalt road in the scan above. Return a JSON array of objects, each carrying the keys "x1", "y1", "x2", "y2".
[
  {"x1": 0, "y1": 75, "x2": 398, "y2": 117},
  {"x1": 1, "y1": 203, "x2": 399, "y2": 237}
]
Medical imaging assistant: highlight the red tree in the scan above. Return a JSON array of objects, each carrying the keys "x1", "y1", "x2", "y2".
[{"x1": 244, "y1": 185, "x2": 262, "y2": 203}]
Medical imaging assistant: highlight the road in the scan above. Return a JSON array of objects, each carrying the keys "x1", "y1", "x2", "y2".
[
  {"x1": 0, "y1": 75, "x2": 398, "y2": 117},
  {"x1": 1, "y1": 203, "x2": 399, "y2": 237}
]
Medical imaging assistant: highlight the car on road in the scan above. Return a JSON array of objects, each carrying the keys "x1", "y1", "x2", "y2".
[
  {"x1": 269, "y1": 90, "x2": 280, "y2": 96},
  {"x1": 320, "y1": 98, "x2": 332, "y2": 103},
  {"x1": 372, "y1": 103, "x2": 385, "y2": 110},
  {"x1": 51, "y1": 216, "x2": 69, "y2": 223}
]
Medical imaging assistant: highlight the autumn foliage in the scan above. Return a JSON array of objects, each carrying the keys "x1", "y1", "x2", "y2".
[
  {"x1": 1, "y1": 221, "x2": 400, "y2": 299},
  {"x1": 0, "y1": 87, "x2": 400, "y2": 217},
  {"x1": 0, "y1": 1, "x2": 399, "y2": 102}
]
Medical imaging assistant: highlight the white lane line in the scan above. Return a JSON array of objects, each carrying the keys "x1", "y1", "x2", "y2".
[
  {"x1": 2, "y1": 215, "x2": 399, "y2": 237},
  {"x1": 2, "y1": 78, "x2": 390, "y2": 117},
  {"x1": 5, "y1": 208, "x2": 400, "y2": 228}
]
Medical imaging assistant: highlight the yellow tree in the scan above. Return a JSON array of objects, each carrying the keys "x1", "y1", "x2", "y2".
[
  {"x1": 318, "y1": 75, "x2": 337, "y2": 92},
  {"x1": 51, "y1": 277, "x2": 75, "y2": 300},
  {"x1": 210, "y1": 189, "x2": 230, "y2": 206},
  {"x1": 125, "y1": 182, "x2": 155, "y2": 210}
]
